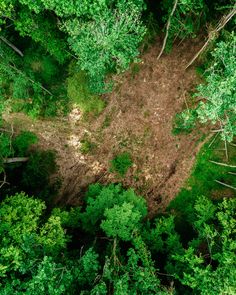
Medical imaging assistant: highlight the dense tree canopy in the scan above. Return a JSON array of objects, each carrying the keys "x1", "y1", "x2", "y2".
[
  {"x1": 0, "y1": 185, "x2": 235, "y2": 294},
  {"x1": 0, "y1": 0, "x2": 235, "y2": 293}
]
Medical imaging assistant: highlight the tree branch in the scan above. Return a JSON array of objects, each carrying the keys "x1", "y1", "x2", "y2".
[
  {"x1": 214, "y1": 179, "x2": 236, "y2": 191},
  {"x1": 3, "y1": 157, "x2": 29, "y2": 164},
  {"x1": 0, "y1": 36, "x2": 24, "y2": 57},
  {"x1": 209, "y1": 160, "x2": 236, "y2": 168},
  {"x1": 157, "y1": 0, "x2": 178, "y2": 60},
  {"x1": 185, "y1": 5, "x2": 236, "y2": 69},
  {"x1": 7, "y1": 63, "x2": 53, "y2": 96},
  {"x1": 0, "y1": 170, "x2": 9, "y2": 189}
]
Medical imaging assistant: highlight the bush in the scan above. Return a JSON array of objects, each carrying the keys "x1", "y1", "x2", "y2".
[
  {"x1": 172, "y1": 109, "x2": 197, "y2": 135},
  {"x1": 80, "y1": 139, "x2": 97, "y2": 154},
  {"x1": 12, "y1": 131, "x2": 38, "y2": 156},
  {"x1": 110, "y1": 152, "x2": 133, "y2": 177}
]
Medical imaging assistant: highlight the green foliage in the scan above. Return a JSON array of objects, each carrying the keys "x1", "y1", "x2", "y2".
[
  {"x1": 0, "y1": 193, "x2": 99, "y2": 294},
  {"x1": 81, "y1": 184, "x2": 147, "y2": 232},
  {"x1": 101, "y1": 202, "x2": 143, "y2": 241},
  {"x1": 79, "y1": 138, "x2": 97, "y2": 154},
  {"x1": 14, "y1": 7, "x2": 68, "y2": 63},
  {"x1": 0, "y1": 133, "x2": 12, "y2": 160},
  {"x1": 67, "y1": 69, "x2": 105, "y2": 116},
  {"x1": 169, "y1": 137, "x2": 236, "y2": 223},
  {"x1": 51, "y1": 207, "x2": 81, "y2": 228},
  {"x1": 0, "y1": 127, "x2": 38, "y2": 172},
  {"x1": 64, "y1": 1, "x2": 146, "y2": 93},
  {"x1": 161, "y1": 0, "x2": 207, "y2": 51},
  {"x1": 145, "y1": 216, "x2": 183, "y2": 255},
  {"x1": 13, "y1": 131, "x2": 38, "y2": 156},
  {"x1": 172, "y1": 109, "x2": 196, "y2": 135},
  {"x1": 1, "y1": 2, "x2": 236, "y2": 293},
  {"x1": 0, "y1": 122, "x2": 59, "y2": 202},
  {"x1": 1, "y1": 0, "x2": 147, "y2": 101},
  {"x1": 195, "y1": 33, "x2": 236, "y2": 142},
  {"x1": 0, "y1": 193, "x2": 63, "y2": 277},
  {"x1": 0, "y1": 179, "x2": 235, "y2": 294},
  {"x1": 172, "y1": 196, "x2": 236, "y2": 294},
  {"x1": 110, "y1": 152, "x2": 133, "y2": 177},
  {"x1": 0, "y1": 41, "x2": 69, "y2": 118}
]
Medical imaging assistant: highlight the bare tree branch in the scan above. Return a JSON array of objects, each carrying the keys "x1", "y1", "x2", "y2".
[
  {"x1": 8, "y1": 63, "x2": 53, "y2": 96},
  {"x1": 0, "y1": 36, "x2": 24, "y2": 57},
  {"x1": 157, "y1": 0, "x2": 178, "y2": 60},
  {"x1": 185, "y1": 5, "x2": 236, "y2": 69},
  {"x1": 209, "y1": 160, "x2": 236, "y2": 168},
  {"x1": 0, "y1": 170, "x2": 9, "y2": 189},
  {"x1": 3, "y1": 157, "x2": 29, "y2": 164},
  {"x1": 228, "y1": 172, "x2": 236, "y2": 176},
  {"x1": 214, "y1": 179, "x2": 236, "y2": 191}
]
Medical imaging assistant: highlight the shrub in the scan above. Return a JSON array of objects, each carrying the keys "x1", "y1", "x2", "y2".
[
  {"x1": 110, "y1": 152, "x2": 133, "y2": 177},
  {"x1": 13, "y1": 131, "x2": 38, "y2": 156},
  {"x1": 172, "y1": 109, "x2": 197, "y2": 135},
  {"x1": 80, "y1": 139, "x2": 97, "y2": 154}
]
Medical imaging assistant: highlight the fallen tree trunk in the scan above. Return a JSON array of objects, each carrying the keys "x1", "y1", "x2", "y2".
[{"x1": 3, "y1": 157, "x2": 29, "y2": 164}]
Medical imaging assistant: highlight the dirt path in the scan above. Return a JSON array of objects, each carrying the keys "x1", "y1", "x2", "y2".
[{"x1": 4, "y1": 37, "x2": 208, "y2": 215}]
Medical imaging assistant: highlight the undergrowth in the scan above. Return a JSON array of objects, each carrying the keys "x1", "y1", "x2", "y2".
[
  {"x1": 110, "y1": 152, "x2": 133, "y2": 177},
  {"x1": 67, "y1": 65, "x2": 105, "y2": 118},
  {"x1": 169, "y1": 136, "x2": 236, "y2": 223}
]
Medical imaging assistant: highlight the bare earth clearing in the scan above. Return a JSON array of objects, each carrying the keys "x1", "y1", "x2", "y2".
[{"x1": 5, "y1": 38, "x2": 208, "y2": 215}]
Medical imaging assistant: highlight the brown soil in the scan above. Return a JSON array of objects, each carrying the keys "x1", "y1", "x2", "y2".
[{"x1": 4, "y1": 37, "x2": 209, "y2": 215}]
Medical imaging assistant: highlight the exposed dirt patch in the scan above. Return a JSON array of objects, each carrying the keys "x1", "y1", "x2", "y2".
[{"x1": 4, "y1": 37, "x2": 209, "y2": 215}]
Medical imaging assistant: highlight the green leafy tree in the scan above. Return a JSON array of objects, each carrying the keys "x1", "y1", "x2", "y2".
[
  {"x1": 64, "y1": 2, "x2": 146, "y2": 92},
  {"x1": 0, "y1": 192, "x2": 101, "y2": 294},
  {"x1": 1, "y1": 0, "x2": 146, "y2": 95},
  {"x1": 101, "y1": 202, "x2": 143, "y2": 241},
  {"x1": 81, "y1": 184, "x2": 147, "y2": 232},
  {"x1": 173, "y1": 196, "x2": 236, "y2": 294},
  {"x1": 196, "y1": 33, "x2": 236, "y2": 142}
]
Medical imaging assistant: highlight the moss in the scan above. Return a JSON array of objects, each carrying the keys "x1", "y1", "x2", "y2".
[{"x1": 67, "y1": 68, "x2": 105, "y2": 117}]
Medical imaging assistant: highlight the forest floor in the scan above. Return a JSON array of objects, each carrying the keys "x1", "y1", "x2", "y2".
[{"x1": 4, "y1": 37, "x2": 210, "y2": 215}]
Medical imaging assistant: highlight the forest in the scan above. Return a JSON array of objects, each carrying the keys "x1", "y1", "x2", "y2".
[{"x1": 0, "y1": 0, "x2": 235, "y2": 294}]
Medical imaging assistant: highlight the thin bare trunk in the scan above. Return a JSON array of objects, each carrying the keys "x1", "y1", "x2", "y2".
[{"x1": 157, "y1": 0, "x2": 178, "y2": 60}]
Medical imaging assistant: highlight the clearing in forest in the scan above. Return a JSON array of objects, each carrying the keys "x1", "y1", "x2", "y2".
[{"x1": 5, "y1": 37, "x2": 208, "y2": 214}]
